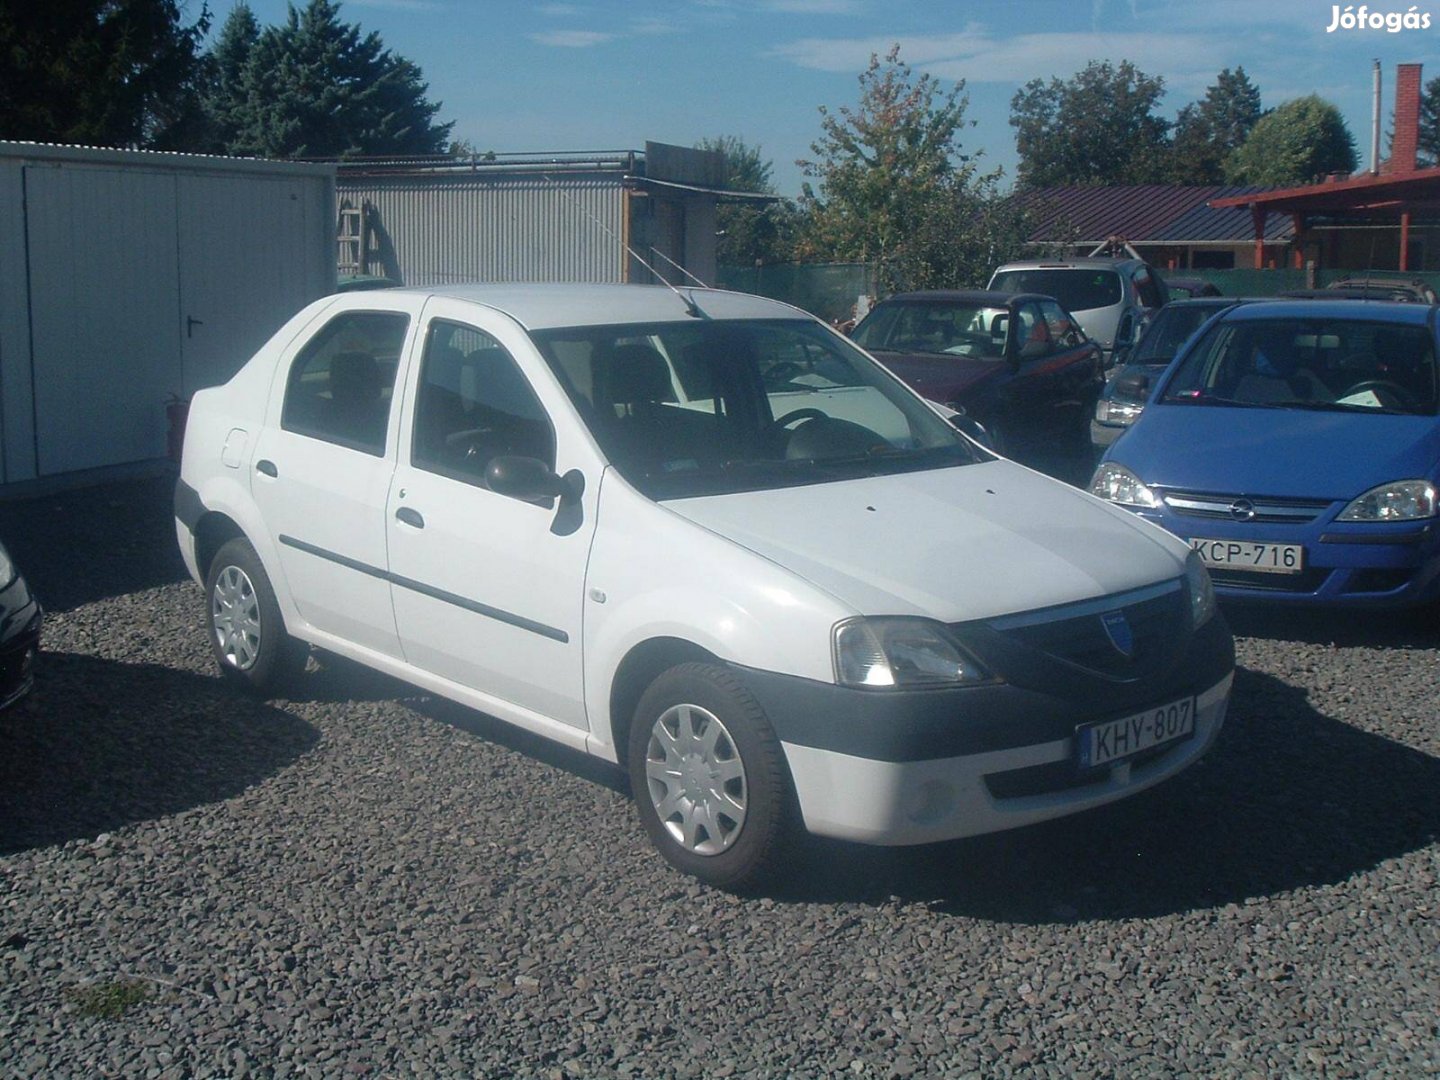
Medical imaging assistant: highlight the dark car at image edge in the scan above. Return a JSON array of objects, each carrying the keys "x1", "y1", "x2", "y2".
[{"x1": 0, "y1": 541, "x2": 41, "y2": 710}]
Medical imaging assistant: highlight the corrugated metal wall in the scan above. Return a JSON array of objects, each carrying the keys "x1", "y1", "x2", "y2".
[{"x1": 338, "y1": 172, "x2": 625, "y2": 286}]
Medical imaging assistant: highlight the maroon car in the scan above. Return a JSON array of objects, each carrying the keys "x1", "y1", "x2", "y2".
[{"x1": 851, "y1": 290, "x2": 1104, "y2": 458}]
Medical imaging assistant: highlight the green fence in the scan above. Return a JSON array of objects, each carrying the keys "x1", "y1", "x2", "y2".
[
  {"x1": 717, "y1": 263, "x2": 876, "y2": 323},
  {"x1": 1179, "y1": 268, "x2": 1440, "y2": 297}
]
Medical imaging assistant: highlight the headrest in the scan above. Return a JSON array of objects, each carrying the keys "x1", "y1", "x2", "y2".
[
  {"x1": 600, "y1": 344, "x2": 674, "y2": 405},
  {"x1": 330, "y1": 352, "x2": 379, "y2": 403}
]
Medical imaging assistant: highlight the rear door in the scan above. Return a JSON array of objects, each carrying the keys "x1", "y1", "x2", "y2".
[{"x1": 249, "y1": 300, "x2": 419, "y2": 657}]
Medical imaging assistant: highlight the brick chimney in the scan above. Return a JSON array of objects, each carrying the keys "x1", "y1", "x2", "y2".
[{"x1": 1391, "y1": 63, "x2": 1423, "y2": 175}]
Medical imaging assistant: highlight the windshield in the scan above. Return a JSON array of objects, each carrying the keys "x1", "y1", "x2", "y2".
[
  {"x1": 990, "y1": 269, "x2": 1122, "y2": 312},
  {"x1": 1161, "y1": 316, "x2": 1439, "y2": 415},
  {"x1": 530, "y1": 318, "x2": 984, "y2": 499},
  {"x1": 1134, "y1": 304, "x2": 1230, "y2": 365},
  {"x1": 852, "y1": 301, "x2": 1010, "y2": 360}
]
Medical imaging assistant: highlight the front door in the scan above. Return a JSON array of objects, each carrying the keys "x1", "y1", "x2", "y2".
[{"x1": 385, "y1": 299, "x2": 601, "y2": 729}]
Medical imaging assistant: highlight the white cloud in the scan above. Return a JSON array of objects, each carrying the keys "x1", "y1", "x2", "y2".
[
  {"x1": 536, "y1": 3, "x2": 584, "y2": 14},
  {"x1": 770, "y1": 28, "x2": 1228, "y2": 89},
  {"x1": 347, "y1": 0, "x2": 442, "y2": 9},
  {"x1": 529, "y1": 30, "x2": 617, "y2": 48},
  {"x1": 760, "y1": 0, "x2": 865, "y2": 13}
]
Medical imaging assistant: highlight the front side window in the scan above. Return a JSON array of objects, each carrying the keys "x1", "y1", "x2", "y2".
[
  {"x1": 1162, "y1": 317, "x2": 1439, "y2": 414},
  {"x1": 852, "y1": 301, "x2": 1010, "y2": 360},
  {"x1": 1039, "y1": 300, "x2": 1083, "y2": 348},
  {"x1": 281, "y1": 311, "x2": 409, "y2": 455},
  {"x1": 531, "y1": 318, "x2": 983, "y2": 499},
  {"x1": 411, "y1": 320, "x2": 556, "y2": 485},
  {"x1": 1135, "y1": 304, "x2": 1228, "y2": 365}
]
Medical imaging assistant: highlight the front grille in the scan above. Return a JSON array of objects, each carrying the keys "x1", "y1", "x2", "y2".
[
  {"x1": 1162, "y1": 490, "x2": 1332, "y2": 525},
  {"x1": 1210, "y1": 567, "x2": 1330, "y2": 593},
  {"x1": 984, "y1": 581, "x2": 1186, "y2": 678}
]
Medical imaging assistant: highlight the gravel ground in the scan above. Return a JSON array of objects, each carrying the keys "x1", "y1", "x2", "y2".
[{"x1": 1, "y1": 473, "x2": 1437, "y2": 1079}]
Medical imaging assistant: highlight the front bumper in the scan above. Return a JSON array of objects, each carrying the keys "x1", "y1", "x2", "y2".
[
  {"x1": 0, "y1": 572, "x2": 42, "y2": 711},
  {"x1": 734, "y1": 602, "x2": 1234, "y2": 845},
  {"x1": 779, "y1": 674, "x2": 1230, "y2": 845},
  {"x1": 1132, "y1": 508, "x2": 1440, "y2": 607}
]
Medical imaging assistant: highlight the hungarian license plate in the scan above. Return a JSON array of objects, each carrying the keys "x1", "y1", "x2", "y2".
[
  {"x1": 1190, "y1": 538, "x2": 1304, "y2": 574},
  {"x1": 1076, "y1": 697, "x2": 1195, "y2": 768}
]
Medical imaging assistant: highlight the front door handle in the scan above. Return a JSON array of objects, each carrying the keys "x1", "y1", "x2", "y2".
[
  {"x1": 395, "y1": 507, "x2": 425, "y2": 529},
  {"x1": 256, "y1": 459, "x2": 278, "y2": 478}
]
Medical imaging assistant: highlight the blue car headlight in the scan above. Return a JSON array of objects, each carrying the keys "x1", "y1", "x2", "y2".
[
  {"x1": 0, "y1": 543, "x2": 13, "y2": 589},
  {"x1": 1337, "y1": 480, "x2": 1437, "y2": 522},
  {"x1": 1089, "y1": 462, "x2": 1159, "y2": 508}
]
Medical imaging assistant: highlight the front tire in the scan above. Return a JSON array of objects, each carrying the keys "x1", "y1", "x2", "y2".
[
  {"x1": 205, "y1": 538, "x2": 307, "y2": 695},
  {"x1": 627, "y1": 662, "x2": 792, "y2": 890}
]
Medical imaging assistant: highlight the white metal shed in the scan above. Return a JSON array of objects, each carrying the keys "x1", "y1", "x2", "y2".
[{"x1": 0, "y1": 143, "x2": 335, "y2": 484}]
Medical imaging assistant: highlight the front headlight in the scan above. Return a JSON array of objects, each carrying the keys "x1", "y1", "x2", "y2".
[
  {"x1": 1094, "y1": 398, "x2": 1144, "y2": 426},
  {"x1": 1185, "y1": 551, "x2": 1216, "y2": 629},
  {"x1": 1337, "y1": 480, "x2": 1437, "y2": 522},
  {"x1": 833, "y1": 617, "x2": 993, "y2": 689},
  {"x1": 0, "y1": 543, "x2": 13, "y2": 589},
  {"x1": 1089, "y1": 462, "x2": 1160, "y2": 508}
]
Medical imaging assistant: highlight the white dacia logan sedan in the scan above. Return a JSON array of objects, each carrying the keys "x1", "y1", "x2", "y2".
[{"x1": 176, "y1": 284, "x2": 1233, "y2": 888}]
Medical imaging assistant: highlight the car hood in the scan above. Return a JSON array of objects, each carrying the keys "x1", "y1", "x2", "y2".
[
  {"x1": 1112, "y1": 403, "x2": 1440, "y2": 498},
  {"x1": 666, "y1": 460, "x2": 1186, "y2": 622},
  {"x1": 867, "y1": 350, "x2": 1003, "y2": 404}
]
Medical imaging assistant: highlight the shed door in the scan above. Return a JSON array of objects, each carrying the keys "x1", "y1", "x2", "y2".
[
  {"x1": 25, "y1": 166, "x2": 181, "y2": 475},
  {"x1": 177, "y1": 174, "x2": 313, "y2": 396}
]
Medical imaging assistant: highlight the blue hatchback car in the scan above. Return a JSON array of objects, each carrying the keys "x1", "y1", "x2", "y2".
[{"x1": 1089, "y1": 300, "x2": 1440, "y2": 606}]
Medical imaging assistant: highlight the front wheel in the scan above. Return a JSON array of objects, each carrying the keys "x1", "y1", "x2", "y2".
[
  {"x1": 627, "y1": 662, "x2": 793, "y2": 890},
  {"x1": 205, "y1": 538, "x2": 307, "y2": 695}
]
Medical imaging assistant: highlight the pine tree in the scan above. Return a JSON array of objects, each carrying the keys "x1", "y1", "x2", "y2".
[
  {"x1": 0, "y1": 0, "x2": 209, "y2": 148},
  {"x1": 1169, "y1": 68, "x2": 1263, "y2": 183},
  {"x1": 216, "y1": 0, "x2": 452, "y2": 158}
]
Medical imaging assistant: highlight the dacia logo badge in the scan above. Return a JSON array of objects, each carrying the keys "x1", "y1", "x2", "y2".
[{"x1": 1101, "y1": 610, "x2": 1135, "y2": 659}]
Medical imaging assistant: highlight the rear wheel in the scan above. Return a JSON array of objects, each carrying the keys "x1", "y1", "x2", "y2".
[
  {"x1": 205, "y1": 538, "x2": 307, "y2": 695},
  {"x1": 627, "y1": 662, "x2": 792, "y2": 890}
]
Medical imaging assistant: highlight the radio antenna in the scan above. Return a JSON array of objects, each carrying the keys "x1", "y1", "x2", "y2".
[{"x1": 542, "y1": 173, "x2": 705, "y2": 317}]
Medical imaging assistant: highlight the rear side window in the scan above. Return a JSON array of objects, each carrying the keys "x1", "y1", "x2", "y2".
[
  {"x1": 990, "y1": 269, "x2": 1122, "y2": 312},
  {"x1": 411, "y1": 320, "x2": 556, "y2": 486},
  {"x1": 281, "y1": 311, "x2": 409, "y2": 455}
]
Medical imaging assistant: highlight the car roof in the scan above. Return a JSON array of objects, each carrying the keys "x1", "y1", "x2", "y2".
[
  {"x1": 372, "y1": 283, "x2": 807, "y2": 330},
  {"x1": 1219, "y1": 299, "x2": 1437, "y2": 325},
  {"x1": 876, "y1": 289, "x2": 1033, "y2": 306},
  {"x1": 991, "y1": 258, "x2": 1144, "y2": 272}
]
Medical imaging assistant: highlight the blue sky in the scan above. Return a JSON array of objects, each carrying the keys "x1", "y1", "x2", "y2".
[{"x1": 226, "y1": 0, "x2": 1440, "y2": 195}]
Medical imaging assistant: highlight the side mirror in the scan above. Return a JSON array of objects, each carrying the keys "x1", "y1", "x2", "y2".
[
  {"x1": 485, "y1": 456, "x2": 581, "y2": 504},
  {"x1": 947, "y1": 411, "x2": 996, "y2": 451},
  {"x1": 1113, "y1": 371, "x2": 1152, "y2": 400}
]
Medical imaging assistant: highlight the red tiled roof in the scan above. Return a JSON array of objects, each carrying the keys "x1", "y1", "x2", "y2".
[{"x1": 1208, "y1": 168, "x2": 1440, "y2": 213}]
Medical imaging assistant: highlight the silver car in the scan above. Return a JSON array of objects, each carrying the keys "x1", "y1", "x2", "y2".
[{"x1": 988, "y1": 257, "x2": 1168, "y2": 360}]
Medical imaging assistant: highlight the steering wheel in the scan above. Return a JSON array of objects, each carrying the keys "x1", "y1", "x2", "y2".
[
  {"x1": 772, "y1": 407, "x2": 828, "y2": 429},
  {"x1": 1339, "y1": 380, "x2": 1415, "y2": 408}
]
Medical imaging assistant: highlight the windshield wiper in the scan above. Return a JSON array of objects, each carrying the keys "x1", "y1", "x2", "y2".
[{"x1": 1164, "y1": 393, "x2": 1273, "y2": 408}]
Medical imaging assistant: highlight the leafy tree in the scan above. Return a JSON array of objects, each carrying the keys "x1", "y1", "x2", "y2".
[
  {"x1": 696, "y1": 135, "x2": 795, "y2": 267},
  {"x1": 209, "y1": 0, "x2": 453, "y2": 158},
  {"x1": 796, "y1": 46, "x2": 1027, "y2": 293},
  {"x1": 0, "y1": 0, "x2": 210, "y2": 148},
  {"x1": 1169, "y1": 67, "x2": 1263, "y2": 183},
  {"x1": 1010, "y1": 60, "x2": 1171, "y2": 187},
  {"x1": 1225, "y1": 95, "x2": 1358, "y2": 185},
  {"x1": 1418, "y1": 75, "x2": 1440, "y2": 167}
]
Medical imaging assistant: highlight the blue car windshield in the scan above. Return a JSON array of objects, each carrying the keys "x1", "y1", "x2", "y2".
[{"x1": 1161, "y1": 317, "x2": 1439, "y2": 415}]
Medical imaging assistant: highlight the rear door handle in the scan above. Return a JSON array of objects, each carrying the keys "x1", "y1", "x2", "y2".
[
  {"x1": 395, "y1": 507, "x2": 425, "y2": 529},
  {"x1": 256, "y1": 459, "x2": 278, "y2": 477}
]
